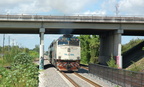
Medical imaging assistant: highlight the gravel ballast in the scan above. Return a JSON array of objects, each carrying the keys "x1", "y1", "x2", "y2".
[{"x1": 38, "y1": 59, "x2": 120, "y2": 87}]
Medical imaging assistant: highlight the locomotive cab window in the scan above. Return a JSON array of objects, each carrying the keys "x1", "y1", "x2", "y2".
[
  {"x1": 69, "y1": 40, "x2": 79, "y2": 46},
  {"x1": 58, "y1": 41, "x2": 68, "y2": 45}
]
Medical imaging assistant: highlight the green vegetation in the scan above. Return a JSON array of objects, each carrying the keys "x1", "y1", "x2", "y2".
[
  {"x1": 78, "y1": 35, "x2": 100, "y2": 64},
  {"x1": 0, "y1": 45, "x2": 39, "y2": 87},
  {"x1": 78, "y1": 35, "x2": 144, "y2": 72},
  {"x1": 122, "y1": 38, "x2": 144, "y2": 72},
  {"x1": 107, "y1": 55, "x2": 118, "y2": 68},
  {"x1": 126, "y1": 58, "x2": 144, "y2": 72},
  {"x1": 122, "y1": 38, "x2": 143, "y2": 53},
  {"x1": 0, "y1": 45, "x2": 39, "y2": 66}
]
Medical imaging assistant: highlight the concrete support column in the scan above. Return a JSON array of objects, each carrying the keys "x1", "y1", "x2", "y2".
[
  {"x1": 99, "y1": 29, "x2": 123, "y2": 68},
  {"x1": 39, "y1": 28, "x2": 45, "y2": 70},
  {"x1": 114, "y1": 29, "x2": 123, "y2": 69},
  {"x1": 99, "y1": 32, "x2": 114, "y2": 65}
]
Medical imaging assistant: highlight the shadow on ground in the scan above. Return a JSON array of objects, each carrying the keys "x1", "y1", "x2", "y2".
[
  {"x1": 77, "y1": 68, "x2": 89, "y2": 73},
  {"x1": 37, "y1": 64, "x2": 54, "y2": 70},
  {"x1": 44, "y1": 64, "x2": 54, "y2": 69}
]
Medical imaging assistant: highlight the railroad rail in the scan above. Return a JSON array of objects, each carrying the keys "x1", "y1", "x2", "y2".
[
  {"x1": 61, "y1": 72, "x2": 80, "y2": 87},
  {"x1": 81, "y1": 66, "x2": 88, "y2": 70},
  {"x1": 80, "y1": 64, "x2": 89, "y2": 70},
  {"x1": 60, "y1": 71, "x2": 101, "y2": 87},
  {"x1": 74, "y1": 72, "x2": 101, "y2": 87}
]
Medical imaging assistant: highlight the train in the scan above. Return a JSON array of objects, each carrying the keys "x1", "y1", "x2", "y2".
[{"x1": 48, "y1": 34, "x2": 81, "y2": 71}]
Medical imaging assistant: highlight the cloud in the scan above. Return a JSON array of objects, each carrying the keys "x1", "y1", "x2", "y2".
[
  {"x1": 0, "y1": 0, "x2": 34, "y2": 13},
  {"x1": 82, "y1": 10, "x2": 106, "y2": 16},
  {"x1": 46, "y1": 0, "x2": 95, "y2": 14},
  {"x1": 1, "y1": 0, "x2": 144, "y2": 15},
  {"x1": 0, "y1": 0, "x2": 97, "y2": 14},
  {"x1": 101, "y1": 0, "x2": 117, "y2": 15},
  {"x1": 100, "y1": 0, "x2": 144, "y2": 16},
  {"x1": 119, "y1": 0, "x2": 144, "y2": 15}
]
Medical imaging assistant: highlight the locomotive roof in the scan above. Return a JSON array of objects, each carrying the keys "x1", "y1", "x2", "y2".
[
  {"x1": 48, "y1": 34, "x2": 79, "y2": 48},
  {"x1": 58, "y1": 34, "x2": 78, "y2": 39}
]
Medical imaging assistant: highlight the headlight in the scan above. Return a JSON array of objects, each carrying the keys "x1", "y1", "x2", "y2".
[
  {"x1": 77, "y1": 57, "x2": 80, "y2": 60},
  {"x1": 58, "y1": 56, "x2": 61, "y2": 59}
]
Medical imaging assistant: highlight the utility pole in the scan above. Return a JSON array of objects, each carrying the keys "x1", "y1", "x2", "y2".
[
  {"x1": 8, "y1": 36, "x2": 10, "y2": 51},
  {"x1": 2, "y1": 34, "x2": 5, "y2": 65},
  {"x1": 12, "y1": 39, "x2": 14, "y2": 46},
  {"x1": 115, "y1": 3, "x2": 119, "y2": 16}
]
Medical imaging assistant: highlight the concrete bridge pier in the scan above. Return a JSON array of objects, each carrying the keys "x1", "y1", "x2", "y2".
[
  {"x1": 114, "y1": 29, "x2": 123, "y2": 68},
  {"x1": 99, "y1": 29, "x2": 123, "y2": 68},
  {"x1": 39, "y1": 28, "x2": 45, "y2": 70}
]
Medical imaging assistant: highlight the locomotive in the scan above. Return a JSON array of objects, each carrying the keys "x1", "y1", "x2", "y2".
[{"x1": 48, "y1": 34, "x2": 81, "y2": 71}]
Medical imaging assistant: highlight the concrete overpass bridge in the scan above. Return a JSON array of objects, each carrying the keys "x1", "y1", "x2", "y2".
[{"x1": 0, "y1": 15, "x2": 144, "y2": 69}]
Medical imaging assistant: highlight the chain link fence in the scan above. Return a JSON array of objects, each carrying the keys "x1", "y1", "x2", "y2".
[{"x1": 89, "y1": 63, "x2": 144, "y2": 87}]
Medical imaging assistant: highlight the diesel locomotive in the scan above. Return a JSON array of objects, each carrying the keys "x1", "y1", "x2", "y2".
[{"x1": 48, "y1": 34, "x2": 81, "y2": 71}]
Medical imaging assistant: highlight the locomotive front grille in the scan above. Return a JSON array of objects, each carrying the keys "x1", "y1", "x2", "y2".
[{"x1": 56, "y1": 60, "x2": 80, "y2": 71}]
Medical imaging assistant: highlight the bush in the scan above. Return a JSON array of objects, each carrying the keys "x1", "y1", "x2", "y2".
[
  {"x1": 107, "y1": 56, "x2": 118, "y2": 68},
  {"x1": 28, "y1": 51, "x2": 39, "y2": 60},
  {"x1": 0, "y1": 64, "x2": 39, "y2": 87},
  {"x1": 13, "y1": 53, "x2": 32, "y2": 66},
  {"x1": 90, "y1": 57, "x2": 99, "y2": 64},
  {"x1": 0, "y1": 53, "x2": 39, "y2": 87}
]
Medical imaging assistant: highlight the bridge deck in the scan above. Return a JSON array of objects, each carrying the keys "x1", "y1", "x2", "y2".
[
  {"x1": 0, "y1": 15, "x2": 144, "y2": 35},
  {"x1": 0, "y1": 15, "x2": 144, "y2": 23}
]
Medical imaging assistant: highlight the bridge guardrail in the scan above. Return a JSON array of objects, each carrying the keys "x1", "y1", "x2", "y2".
[
  {"x1": 0, "y1": 15, "x2": 144, "y2": 23},
  {"x1": 89, "y1": 63, "x2": 144, "y2": 87}
]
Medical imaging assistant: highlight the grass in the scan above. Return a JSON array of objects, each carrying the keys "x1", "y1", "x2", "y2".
[
  {"x1": 0, "y1": 60, "x2": 11, "y2": 67},
  {"x1": 126, "y1": 58, "x2": 144, "y2": 72},
  {"x1": 0, "y1": 58, "x2": 4, "y2": 66}
]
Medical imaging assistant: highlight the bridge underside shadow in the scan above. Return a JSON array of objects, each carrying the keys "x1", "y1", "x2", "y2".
[
  {"x1": 1, "y1": 28, "x2": 144, "y2": 36},
  {"x1": 0, "y1": 28, "x2": 113, "y2": 35},
  {"x1": 45, "y1": 29, "x2": 113, "y2": 35}
]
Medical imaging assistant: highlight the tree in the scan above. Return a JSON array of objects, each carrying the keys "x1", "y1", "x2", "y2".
[
  {"x1": 89, "y1": 35, "x2": 100, "y2": 64},
  {"x1": 122, "y1": 38, "x2": 143, "y2": 53},
  {"x1": 33, "y1": 45, "x2": 39, "y2": 53},
  {"x1": 78, "y1": 35, "x2": 90, "y2": 64},
  {"x1": 78, "y1": 35, "x2": 100, "y2": 64}
]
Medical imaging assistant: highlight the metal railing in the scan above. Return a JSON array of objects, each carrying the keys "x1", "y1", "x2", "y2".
[
  {"x1": 89, "y1": 64, "x2": 144, "y2": 87},
  {"x1": 0, "y1": 15, "x2": 144, "y2": 23}
]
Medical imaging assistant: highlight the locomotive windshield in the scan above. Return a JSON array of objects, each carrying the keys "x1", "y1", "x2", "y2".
[
  {"x1": 58, "y1": 41, "x2": 68, "y2": 45},
  {"x1": 69, "y1": 40, "x2": 79, "y2": 46},
  {"x1": 58, "y1": 37, "x2": 68, "y2": 45},
  {"x1": 58, "y1": 36, "x2": 79, "y2": 46},
  {"x1": 69, "y1": 37, "x2": 79, "y2": 46}
]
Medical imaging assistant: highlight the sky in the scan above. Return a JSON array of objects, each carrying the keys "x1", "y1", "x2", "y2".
[{"x1": 0, "y1": 0, "x2": 144, "y2": 51}]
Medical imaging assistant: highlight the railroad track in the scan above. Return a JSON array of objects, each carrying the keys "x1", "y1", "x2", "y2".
[
  {"x1": 61, "y1": 72, "x2": 101, "y2": 87},
  {"x1": 81, "y1": 66, "x2": 89, "y2": 70},
  {"x1": 80, "y1": 64, "x2": 89, "y2": 70}
]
